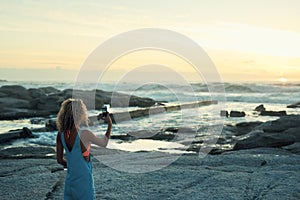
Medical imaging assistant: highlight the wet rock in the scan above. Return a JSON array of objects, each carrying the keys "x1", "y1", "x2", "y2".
[
  {"x1": 110, "y1": 134, "x2": 135, "y2": 141},
  {"x1": 233, "y1": 132, "x2": 295, "y2": 150},
  {"x1": 30, "y1": 118, "x2": 46, "y2": 124},
  {"x1": 0, "y1": 97, "x2": 31, "y2": 109},
  {"x1": 260, "y1": 160, "x2": 267, "y2": 166},
  {"x1": 220, "y1": 110, "x2": 229, "y2": 117},
  {"x1": 150, "y1": 132, "x2": 176, "y2": 141},
  {"x1": 216, "y1": 137, "x2": 227, "y2": 144},
  {"x1": 45, "y1": 119, "x2": 58, "y2": 131},
  {"x1": 109, "y1": 93, "x2": 157, "y2": 108},
  {"x1": 0, "y1": 91, "x2": 6, "y2": 97},
  {"x1": 0, "y1": 110, "x2": 53, "y2": 120},
  {"x1": 0, "y1": 85, "x2": 31, "y2": 100},
  {"x1": 164, "y1": 127, "x2": 179, "y2": 133},
  {"x1": 39, "y1": 87, "x2": 60, "y2": 94},
  {"x1": 260, "y1": 110, "x2": 287, "y2": 116},
  {"x1": 287, "y1": 101, "x2": 300, "y2": 108},
  {"x1": 0, "y1": 127, "x2": 32, "y2": 144},
  {"x1": 233, "y1": 121, "x2": 263, "y2": 136},
  {"x1": 129, "y1": 96, "x2": 157, "y2": 107},
  {"x1": 123, "y1": 131, "x2": 176, "y2": 141},
  {"x1": 185, "y1": 143, "x2": 201, "y2": 152},
  {"x1": 225, "y1": 115, "x2": 300, "y2": 152},
  {"x1": 283, "y1": 127, "x2": 300, "y2": 142},
  {"x1": 230, "y1": 111, "x2": 246, "y2": 117},
  {"x1": 254, "y1": 104, "x2": 266, "y2": 112},
  {"x1": 0, "y1": 146, "x2": 55, "y2": 159},
  {"x1": 28, "y1": 88, "x2": 47, "y2": 99},
  {"x1": 37, "y1": 96, "x2": 60, "y2": 113},
  {"x1": 262, "y1": 115, "x2": 300, "y2": 133},
  {"x1": 0, "y1": 85, "x2": 162, "y2": 120},
  {"x1": 282, "y1": 142, "x2": 300, "y2": 154}
]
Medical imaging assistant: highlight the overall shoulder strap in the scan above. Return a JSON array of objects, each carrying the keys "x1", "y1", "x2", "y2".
[{"x1": 60, "y1": 132, "x2": 68, "y2": 151}]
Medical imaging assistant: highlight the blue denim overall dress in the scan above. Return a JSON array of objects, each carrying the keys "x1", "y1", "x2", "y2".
[{"x1": 61, "y1": 130, "x2": 95, "y2": 199}]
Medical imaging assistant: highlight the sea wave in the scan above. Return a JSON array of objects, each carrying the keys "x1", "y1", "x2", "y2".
[{"x1": 224, "y1": 84, "x2": 254, "y2": 93}]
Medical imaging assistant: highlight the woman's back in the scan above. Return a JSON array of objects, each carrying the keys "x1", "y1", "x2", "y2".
[{"x1": 61, "y1": 129, "x2": 95, "y2": 199}]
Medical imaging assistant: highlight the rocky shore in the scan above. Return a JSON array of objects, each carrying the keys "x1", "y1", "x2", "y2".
[
  {"x1": 1, "y1": 84, "x2": 300, "y2": 199},
  {"x1": 0, "y1": 85, "x2": 162, "y2": 120},
  {"x1": 1, "y1": 113, "x2": 300, "y2": 199},
  {"x1": 0, "y1": 146, "x2": 299, "y2": 199},
  {"x1": 232, "y1": 115, "x2": 300, "y2": 152}
]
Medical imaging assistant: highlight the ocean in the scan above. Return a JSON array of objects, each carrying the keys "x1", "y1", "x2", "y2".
[{"x1": 1, "y1": 81, "x2": 300, "y2": 152}]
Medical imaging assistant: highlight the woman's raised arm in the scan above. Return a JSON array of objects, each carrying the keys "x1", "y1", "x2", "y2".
[{"x1": 84, "y1": 115, "x2": 112, "y2": 147}]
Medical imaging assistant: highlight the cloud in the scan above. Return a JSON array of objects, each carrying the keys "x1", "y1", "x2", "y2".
[
  {"x1": 0, "y1": 1, "x2": 144, "y2": 38},
  {"x1": 191, "y1": 22, "x2": 300, "y2": 58}
]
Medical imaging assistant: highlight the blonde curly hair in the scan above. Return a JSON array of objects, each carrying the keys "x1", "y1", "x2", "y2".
[{"x1": 56, "y1": 98, "x2": 89, "y2": 132}]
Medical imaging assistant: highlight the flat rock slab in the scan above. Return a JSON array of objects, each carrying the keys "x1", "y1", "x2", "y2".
[
  {"x1": 0, "y1": 146, "x2": 55, "y2": 159},
  {"x1": 233, "y1": 132, "x2": 295, "y2": 150},
  {"x1": 0, "y1": 158, "x2": 64, "y2": 200},
  {"x1": 1, "y1": 148, "x2": 300, "y2": 200}
]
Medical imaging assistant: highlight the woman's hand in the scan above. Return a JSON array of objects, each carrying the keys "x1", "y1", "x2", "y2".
[
  {"x1": 103, "y1": 113, "x2": 112, "y2": 124},
  {"x1": 98, "y1": 113, "x2": 112, "y2": 123},
  {"x1": 97, "y1": 112, "x2": 111, "y2": 122}
]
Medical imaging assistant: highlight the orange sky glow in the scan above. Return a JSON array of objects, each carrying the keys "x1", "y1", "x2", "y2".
[{"x1": 0, "y1": 0, "x2": 300, "y2": 82}]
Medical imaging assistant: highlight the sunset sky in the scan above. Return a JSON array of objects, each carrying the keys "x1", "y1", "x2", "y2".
[{"x1": 0, "y1": 0, "x2": 300, "y2": 82}]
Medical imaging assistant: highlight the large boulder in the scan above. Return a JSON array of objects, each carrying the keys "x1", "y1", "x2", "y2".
[
  {"x1": 260, "y1": 110, "x2": 287, "y2": 117},
  {"x1": 0, "y1": 86, "x2": 161, "y2": 120},
  {"x1": 36, "y1": 94, "x2": 60, "y2": 113},
  {"x1": 0, "y1": 85, "x2": 31, "y2": 100},
  {"x1": 254, "y1": 104, "x2": 266, "y2": 112},
  {"x1": 38, "y1": 87, "x2": 60, "y2": 94},
  {"x1": 0, "y1": 97, "x2": 31, "y2": 109},
  {"x1": 233, "y1": 121, "x2": 263, "y2": 136},
  {"x1": 0, "y1": 91, "x2": 6, "y2": 97},
  {"x1": 129, "y1": 95, "x2": 156, "y2": 107},
  {"x1": 67, "y1": 89, "x2": 158, "y2": 109},
  {"x1": 230, "y1": 111, "x2": 246, "y2": 117},
  {"x1": 283, "y1": 127, "x2": 300, "y2": 142},
  {"x1": 287, "y1": 101, "x2": 300, "y2": 108},
  {"x1": 262, "y1": 115, "x2": 300, "y2": 133},
  {"x1": 45, "y1": 119, "x2": 58, "y2": 131},
  {"x1": 233, "y1": 132, "x2": 295, "y2": 150},
  {"x1": 282, "y1": 142, "x2": 300, "y2": 154},
  {"x1": 28, "y1": 88, "x2": 47, "y2": 99},
  {"x1": 220, "y1": 110, "x2": 229, "y2": 117},
  {"x1": 0, "y1": 127, "x2": 32, "y2": 144}
]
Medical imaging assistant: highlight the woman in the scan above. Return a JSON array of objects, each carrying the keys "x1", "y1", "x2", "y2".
[{"x1": 56, "y1": 98, "x2": 112, "y2": 199}]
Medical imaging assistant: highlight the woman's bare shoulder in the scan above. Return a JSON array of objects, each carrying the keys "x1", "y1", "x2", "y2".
[
  {"x1": 81, "y1": 129, "x2": 95, "y2": 139},
  {"x1": 81, "y1": 129, "x2": 93, "y2": 135}
]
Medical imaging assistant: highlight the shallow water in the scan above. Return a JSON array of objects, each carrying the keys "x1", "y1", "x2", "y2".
[{"x1": 1, "y1": 81, "x2": 300, "y2": 153}]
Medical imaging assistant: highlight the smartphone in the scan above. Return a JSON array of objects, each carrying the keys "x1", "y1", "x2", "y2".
[{"x1": 101, "y1": 104, "x2": 110, "y2": 117}]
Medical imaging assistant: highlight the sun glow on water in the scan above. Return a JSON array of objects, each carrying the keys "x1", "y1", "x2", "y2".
[{"x1": 278, "y1": 77, "x2": 287, "y2": 83}]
